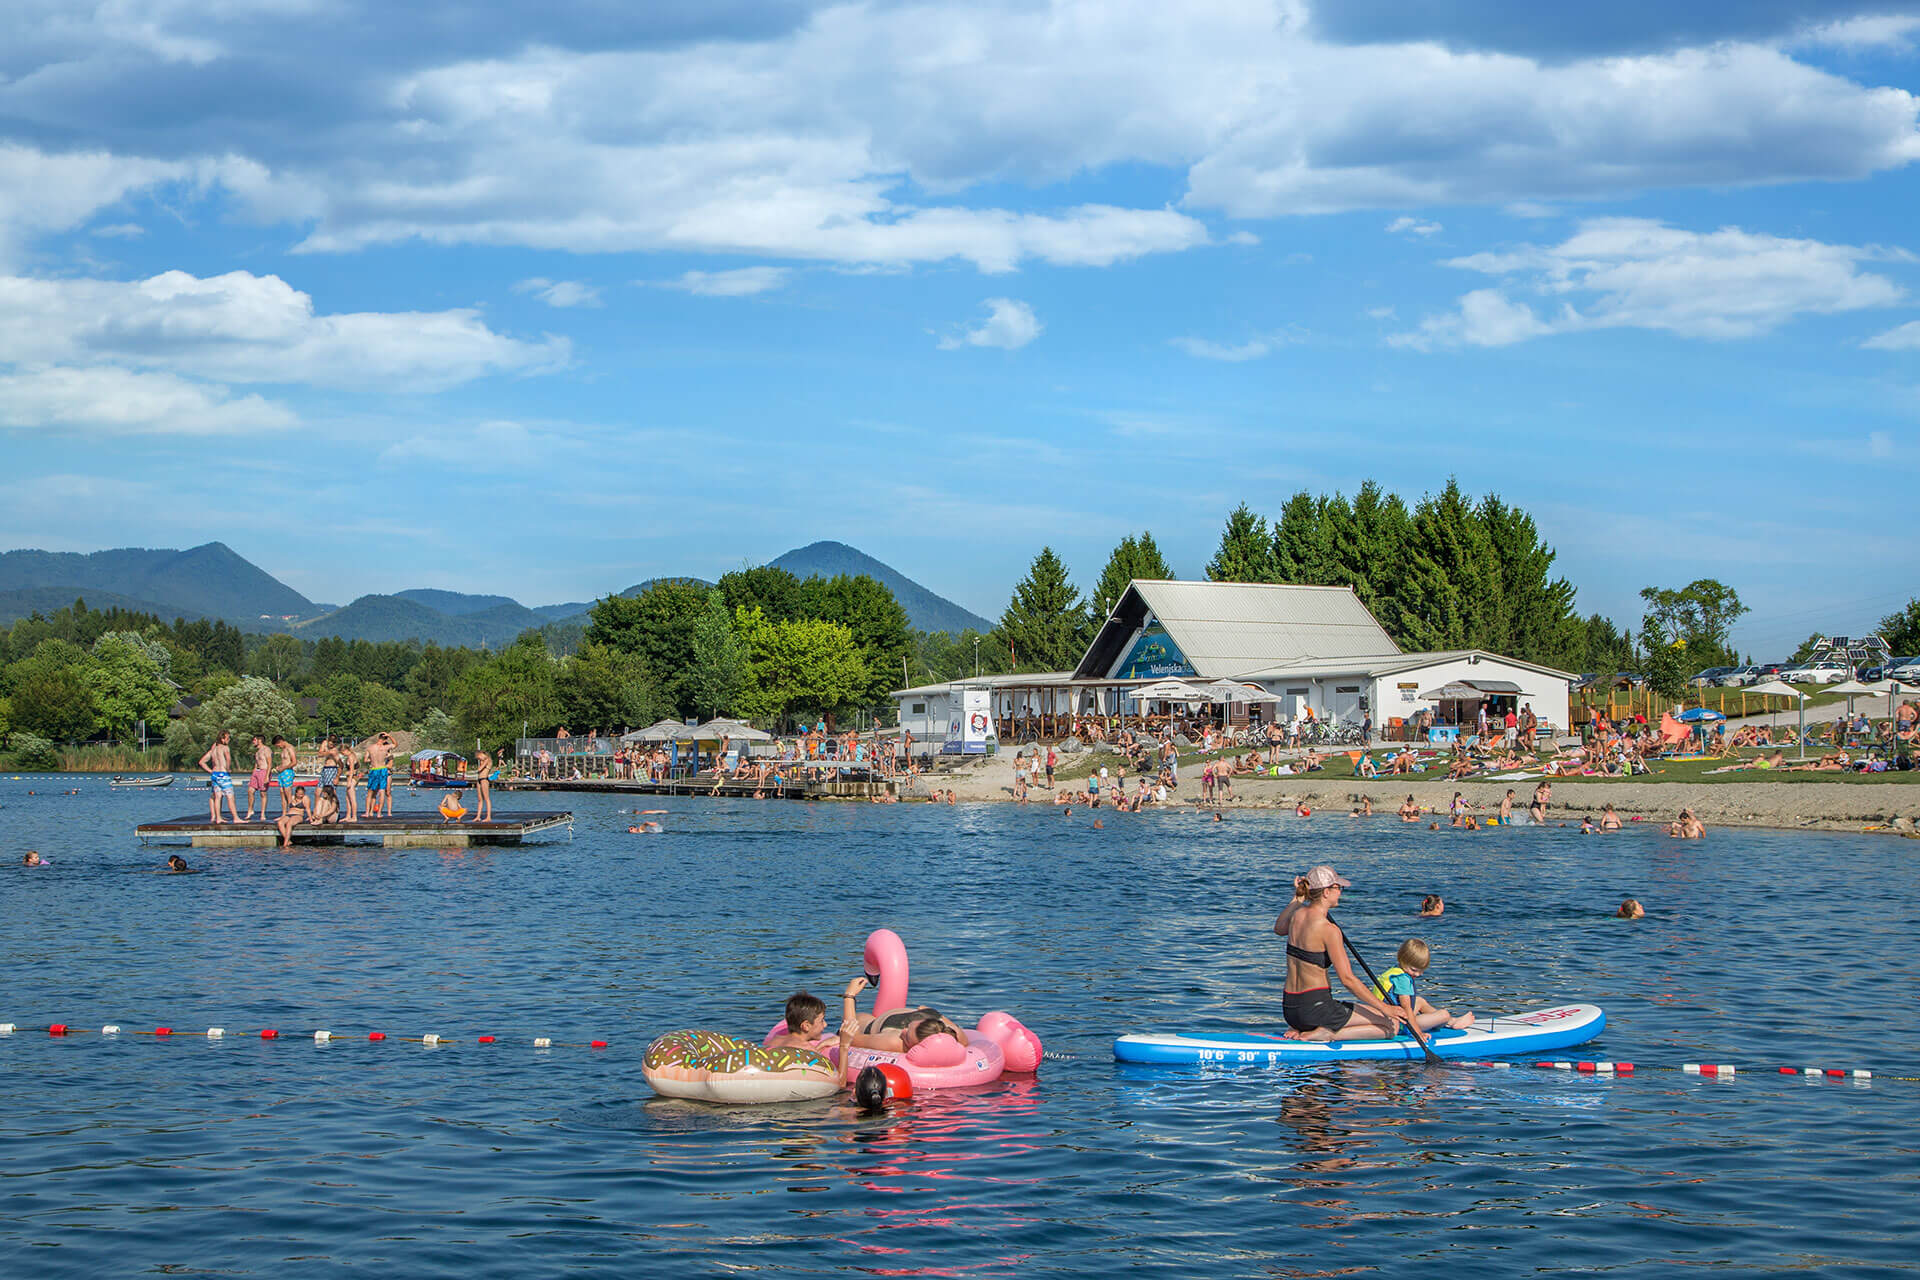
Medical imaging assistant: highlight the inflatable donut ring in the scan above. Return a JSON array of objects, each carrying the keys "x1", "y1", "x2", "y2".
[{"x1": 643, "y1": 1029, "x2": 840, "y2": 1104}]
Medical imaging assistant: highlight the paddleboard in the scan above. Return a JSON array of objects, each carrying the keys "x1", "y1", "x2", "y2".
[{"x1": 1113, "y1": 1003, "x2": 1603, "y2": 1066}]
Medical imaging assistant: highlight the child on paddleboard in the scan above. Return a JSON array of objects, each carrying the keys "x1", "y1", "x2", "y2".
[{"x1": 1372, "y1": 939, "x2": 1474, "y2": 1034}]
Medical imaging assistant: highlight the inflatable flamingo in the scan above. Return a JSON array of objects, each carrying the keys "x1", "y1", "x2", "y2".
[{"x1": 769, "y1": 928, "x2": 1042, "y2": 1089}]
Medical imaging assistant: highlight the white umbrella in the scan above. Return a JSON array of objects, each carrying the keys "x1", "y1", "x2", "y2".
[
  {"x1": 696, "y1": 718, "x2": 773, "y2": 742},
  {"x1": 1744, "y1": 680, "x2": 1811, "y2": 759},
  {"x1": 1205, "y1": 680, "x2": 1267, "y2": 704},
  {"x1": 1128, "y1": 679, "x2": 1216, "y2": 704}
]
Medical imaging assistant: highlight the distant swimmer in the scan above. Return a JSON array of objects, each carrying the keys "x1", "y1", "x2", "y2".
[
  {"x1": 1616, "y1": 898, "x2": 1645, "y2": 920},
  {"x1": 1399, "y1": 795, "x2": 1421, "y2": 822},
  {"x1": 1349, "y1": 796, "x2": 1374, "y2": 817},
  {"x1": 1667, "y1": 809, "x2": 1705, "y2": 839},
  {"x1": 166, "y1": 854, "x2": 191, "y2": 873},
  {"x1": 1419, "y1": 894, "x2": 1444, "y2": 917},
  {"x1": 22, "y1": 850, "x2": 45, "y2": 866},
  {"x1": 1092, "y1": 818, "x2": 1104, "y2": 829},
  {"x1": 1599, "y1": 803, "x2": 1622, "y2": 831},
  {"x1": 627, "y1": 822, "x2": 663, "y2": 834},
  {"x1": 1580, "y1": 817, "x2": 1596, "y2": 834}
]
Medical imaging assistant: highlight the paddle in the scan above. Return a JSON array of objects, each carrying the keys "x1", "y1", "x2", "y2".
[{"x1": 1337, "y1": 923, "x2": 1443, "y2": 1065}]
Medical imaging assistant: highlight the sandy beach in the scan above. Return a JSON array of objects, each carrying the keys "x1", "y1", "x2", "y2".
[{"x1": 922, "y1": 750, "x2": 1920, "y2": 834}]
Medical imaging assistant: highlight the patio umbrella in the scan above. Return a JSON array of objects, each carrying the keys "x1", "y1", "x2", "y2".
[
  {"x1": 1128, "y1": 679, "x2": 1216, "y2": 705},
  {"x1": 1825, "y1": 679, "x2": 1877, "y2": 717},
  {"x1": 1417, "y1": 681, "x2": 1481, "y2": 701},
  {"x1": 1204, "y1": 680, "x2": 1267, "y2": 703},
  {"x1": 625, "y1": 719, "x2": 696, "y2": 743},
  {"x1": 1675, "y1": 705, "x2": 1725, "y2": 749},
  {"x1": 696, "y1": 718, "x2": 773, "y2": 742},
  {"x1": 1745, "y1": 680, "x2": 1811, "y2": 759}
]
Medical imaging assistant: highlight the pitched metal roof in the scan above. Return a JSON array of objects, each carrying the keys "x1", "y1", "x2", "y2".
[
  {"x1": 1233, "y1": 649, "x2": 1575, "y2": 682},
  {"x1": 1076, "y1": 580, "x2": 1400, "y2": 679}
]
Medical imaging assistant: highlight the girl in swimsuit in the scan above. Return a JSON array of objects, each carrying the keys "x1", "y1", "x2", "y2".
[{"x1": 1272, "y1": 865, "x2": 1405, "y2": 1042}]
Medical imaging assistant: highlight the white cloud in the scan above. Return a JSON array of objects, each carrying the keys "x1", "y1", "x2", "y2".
[
  {"x1": 656, "y1": 267, "x2": 791, "y2": 296},
  {"x1": 0, "y1": 366, "x2": 296, "y2": 434},
  {"x1": 1365, "y1": 305, "x2": 1396, "y2": 320},
  {"x1": 1393, "y1": 218, "x2": 1906, "y2": 349},
  {"x1": 1387, "y1": 216, "x2": 1442, "y2": 237},
  {"x1": 0, "y1": 143, "x2": 192, "y2": 265},
  {"x1": 1169, "y1": 329, "x2": 1301, "y2": 361},
  {"x1": 91, "y1": 223, "x2": 147, "y2": 239},
  {"x1": 1869, "y1": 430, "x2": 1895, "y2": 458},
  {"x1": 938, "y1": 297, "x2": 1041, "y2": 350},
  {"x1": 513, "y1": 277, "x2": 602, "y2": 307},
  {"x1": 380, "y1": 418, "x2": 552, "y2": 468},
  {"x1": 0, "y1": 269, "x2": 569, "y2": 391},
  {"x1": 1865, "y1": 320, "x2": 1920, "y2": 351},
  {"x1": 1504, "y1": 202, "x2": 1559, "y2": 219},
  {"x1": 1793, "y1": 15, "x2": 1920, "y2": 51}
]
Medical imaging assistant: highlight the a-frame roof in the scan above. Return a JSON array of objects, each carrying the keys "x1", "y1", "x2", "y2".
[{"x1": 1074, "y1": 580, "x2": 1400, "y2": 680}]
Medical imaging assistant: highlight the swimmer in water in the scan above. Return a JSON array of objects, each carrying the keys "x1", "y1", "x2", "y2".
[
  {"x1": 1419, "y1": 894, "x2": 1443, "y2": 917},
  {"x1": 1092, "y1": 818, "x2": 1104, "y2": 828},
  {"x1": 627, "y1": 822, "x2": 663, "y2": 834},
  {"x1": 1399, "y1": 795, "x2": 1421, "y2": 822},
  {"x1": 1580, "y1": 817, "x2": 1595, "y2": 834},
  {"x1": 166, "y1": 854, "x2": 190, "y2": 872},
  {"x1": 23, "y1": 850, "x2": 45, "y2": 866},
  {"x1": 1213, "y1": 810, "x2": 1225, "y2": 822},
  {"x1": 1616, "y1": 897, "x2": 1645, "y2": 920},
  {"x1": 1350, "y1": 795, "x2": 1374, "y2": 817}
]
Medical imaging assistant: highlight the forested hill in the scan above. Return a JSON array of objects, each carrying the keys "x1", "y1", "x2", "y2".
[
  {"x1": 0, "y1": 543, "x2": 315, "y2": 623},
  {"x1": 769, "y1": 542, "x2": 991, "y2": 634}
]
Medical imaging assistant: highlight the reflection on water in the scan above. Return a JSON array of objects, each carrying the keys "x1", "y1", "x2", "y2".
[{"x1": 1, "y1": 783, "x2": 1917, "y2": 1277}]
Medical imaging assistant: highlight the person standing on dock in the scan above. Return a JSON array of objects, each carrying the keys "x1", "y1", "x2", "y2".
[
  {"x1": 273, "y1": 735, "x2": 299, "y2": 817},
  {"x1": 337, "y1": 738, "x2": 360, "y2": 823},
  {"x1": 472, "y1": 748, "x2": 494, "y2": 822},
  {"x1": 244, "y1": 735, "x2": 272, "y2": 821},
  {"x1": 199, "y1": 730, "x2": 239, "y2": 824},
  {"x1": 365, "y1": 733, "x2": 394, "y2": 818}
]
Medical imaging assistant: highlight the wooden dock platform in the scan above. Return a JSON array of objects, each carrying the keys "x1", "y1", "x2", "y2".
[
  {"x1": 497, "y1": 776, "x2": 895, "y2": 801},
  {"x1": 134, "y1": 810, "x2": 575, "y2": 848}
]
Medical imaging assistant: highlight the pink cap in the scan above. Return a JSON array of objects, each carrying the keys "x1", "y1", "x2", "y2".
[{"x1": 1305, "y1": 865, "x2": 1350, "y2": 889}]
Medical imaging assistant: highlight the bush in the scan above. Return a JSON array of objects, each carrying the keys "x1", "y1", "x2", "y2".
[{"x1": 10, "y1": 732, "x2": 60, "y2": 771}]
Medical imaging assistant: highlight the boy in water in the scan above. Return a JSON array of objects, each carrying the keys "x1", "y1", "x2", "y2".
[
  {"x1": 1373, "y1": 939, "x2": 1474, "y2": 1034},
  {"x1": 766, "y1": 992, "x2": 829, "y2": 1050}
]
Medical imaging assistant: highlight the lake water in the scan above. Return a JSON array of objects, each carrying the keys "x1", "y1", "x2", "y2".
[{"x1": 3, "y1": 778, "x2": 1917, "y2": 1277}]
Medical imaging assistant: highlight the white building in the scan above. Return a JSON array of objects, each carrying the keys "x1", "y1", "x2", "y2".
[{"x1": 892, "y1": 579, "x2": 1572, "y2": 746}]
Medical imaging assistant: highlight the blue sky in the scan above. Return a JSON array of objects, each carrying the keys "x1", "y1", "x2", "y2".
[{"x1": 3, "y1": 0, "x2": 1919, "y2": 658}]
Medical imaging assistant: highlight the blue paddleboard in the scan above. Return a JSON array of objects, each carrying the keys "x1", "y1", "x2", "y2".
[{"x1": 1113, "y1": 1003, "x2": 1604, "y2": 1065}]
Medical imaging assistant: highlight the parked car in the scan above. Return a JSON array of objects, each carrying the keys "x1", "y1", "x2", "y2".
[
  {"x1": 1690, "y1": 666, "x2": 1737, "y2": 686},
  {"x1": 1779, "y1": 660, "x2": 1851, "y2": 685},
  {"x1": 1749, "y1": 663, "x2": 1786, "y2": 682},
  {"x1": 1886, "y1": 658, "x2": 1920, "y2": 684},
  {"x1": 1715, "y1": 666, "x2": 1760, "y2": 687}
]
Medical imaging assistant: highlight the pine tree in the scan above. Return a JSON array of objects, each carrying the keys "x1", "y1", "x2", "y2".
[
  {"x1": 1394, "y1": 479, "x2": 1499, "y2": 652},
  {"x1": 1206, "y1": 504, "x2": 1276, "y2": 583},
  {"x1": 1479, "y1": 495, "x2": 1580, "y2": 668},
  {"x1": 1088, "y1": 531, "x2": 1175, "y2": 625},
  {"x1": 996, "y1": 547, "x2": 1089, "y2": 672},
  {"x1": 1272, "y1": 491, "x2": 1336, "y2": 584}
]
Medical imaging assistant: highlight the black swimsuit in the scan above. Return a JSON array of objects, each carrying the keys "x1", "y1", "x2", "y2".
[{"x1": 1283, "y1": 939, "x2": 1354, "y2": 1033}]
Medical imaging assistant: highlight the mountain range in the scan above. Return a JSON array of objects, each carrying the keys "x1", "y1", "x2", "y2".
[{"x1": 0, "y1": 541, "x2": 991, "y2": 646}]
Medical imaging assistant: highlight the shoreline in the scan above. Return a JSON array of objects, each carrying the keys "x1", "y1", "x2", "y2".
[{"x1": 924, "y1": 758, "x2": 1920, "y2": 835}]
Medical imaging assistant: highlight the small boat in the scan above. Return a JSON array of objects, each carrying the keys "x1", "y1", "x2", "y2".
[
  {"x1": 1113, "y1": 1004, "x2": 1605, "y2": 1065},
  {"x1": 110, "y1": 775, "x2": 175, "y2": 788},
  {"x1": 409, "y1": 749, "x2": 473, "y2": 789}
]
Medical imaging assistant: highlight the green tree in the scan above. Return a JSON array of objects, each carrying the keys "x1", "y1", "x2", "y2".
[
  {"x1": 403, "y1": 643, "x2": 475, "y2": 718},
  {"x1": 87, "y1": 631, "x2": 174, "y2": 741},
  {"x1": 1088, "y1": 531, "x2": 1175, "y2": 626},
  {"x1": 250, "y1": 633, "x2": 305, "y2": 684},
  {"x1": 451, "y1": 634, "x2": 561, "y2": 751},
  {"x1": 310, "y1": 635, "x2": 350, "y2": 683},
  {"x1": 718, "y1": 565, "x2": 807, "y2": 622},
  {"x1": 734, "y1": 608, "x2": 869, "y2": 727},
  {"x1": 1478, "y1": 495, "x2": 1581, "y2": 668},
  {"x1": 1641, "y1": 618, "x2": 1687, "y2": 699},
  {"x1": 1639, "y1": 579, "x2": 1748, "y2": 670},
  {"x1": 800, "y1": 574, "x2": 912, "y2": 707},
  {"x1": 5, "y1": 640, "x2": 98, "y2": 742},
  {"x1": 1877, "y1": 598, "x2": 1920, "y2": 654},
  {"x1": 1341, "y1": 480, "x2": 1411, "y2": 618},
  {"x1": 1272, "y1": 491, "x2": 1336, "y2": 584},
  {"x1": 1394, "y1": 479, "x2": 1500, "y2": 652},
  {"x1": 687, "y1": 590, "x2": 745, "y2": 718},
  {"x1": 1206, "y1": 503, "x2": 1276, "y2": 583},
  {"x1": 163, "y1": 676, "x2": 298, "y2": 766},
  {"x1": 585, "y1": 580, "x2": 709, "y2": 714},
  {"x1": 10, "y1": 732, "x2": 59, "y2": 770},
  {"x1": 995, "y1": 547, "x2": 1088, "y2": 672},
  {"x1": 412, "y1": 707, "x2": 462, "y2": 751},
  {"x1": 557, "y1": 642, "x2": 661, "y2": 730}
]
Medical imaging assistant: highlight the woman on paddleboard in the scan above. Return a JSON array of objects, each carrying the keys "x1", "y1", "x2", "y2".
[{"x1": 1272, "y1": 865, "x2": 1405, "y2": 1041}]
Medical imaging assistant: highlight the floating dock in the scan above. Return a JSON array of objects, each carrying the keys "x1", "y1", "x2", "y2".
[
  {"x1": 498, "y1": 776, "x2": 894, "y2": 801},
  {"x1": 134, "y1": 810, "x2": 574, "y2": 848}
]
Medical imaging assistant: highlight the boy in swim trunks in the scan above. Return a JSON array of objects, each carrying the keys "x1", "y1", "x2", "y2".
[
  {"x1": 199, "y1": 730, "x2": 239, "y2": 824},
  {"x1": 1372, "y1": 939, "x2": 1474, "y2": 1034},
  {"x1": 766, "y1": 992, "x2": 829, "y2": 1051},
  {"x1": 365, "y1": 732, "x2": 394, "y2": 818},
  {"x1": 244, "y1": 735, "x2": 272, "y2": 821},
  {"x1": 273, "y1": 736, "x2": 299, "y2": 817}
]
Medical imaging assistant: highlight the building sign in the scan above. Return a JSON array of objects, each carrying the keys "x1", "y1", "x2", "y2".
[
  {"x1": 941, "y1": 687, "x2": 996, "y2": 755},
  {"x1": 1113, "y1": 625, "x2": 1196, "y2": 679}
]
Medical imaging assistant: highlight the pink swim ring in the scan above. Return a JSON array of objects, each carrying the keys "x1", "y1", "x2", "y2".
[{"x1": 766, "y1": 928, "x2": 1042, "y2": 1089}]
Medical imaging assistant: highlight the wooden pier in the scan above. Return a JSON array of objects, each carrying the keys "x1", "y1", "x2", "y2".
[
  {"x1": 497, "y1": 776, "x2": 895, "y2": 801},
  {"x1": 134, "y1": 810, "x2": 575, "y2": 848}
]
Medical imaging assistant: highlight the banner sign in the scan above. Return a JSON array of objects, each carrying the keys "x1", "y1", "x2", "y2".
[
  {"x1": 1113, "y1": 625, "x2": 1196, "y2": 680},
  {"x1": 941, "y1": 687, "x2": 996, "y2": 755}
]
